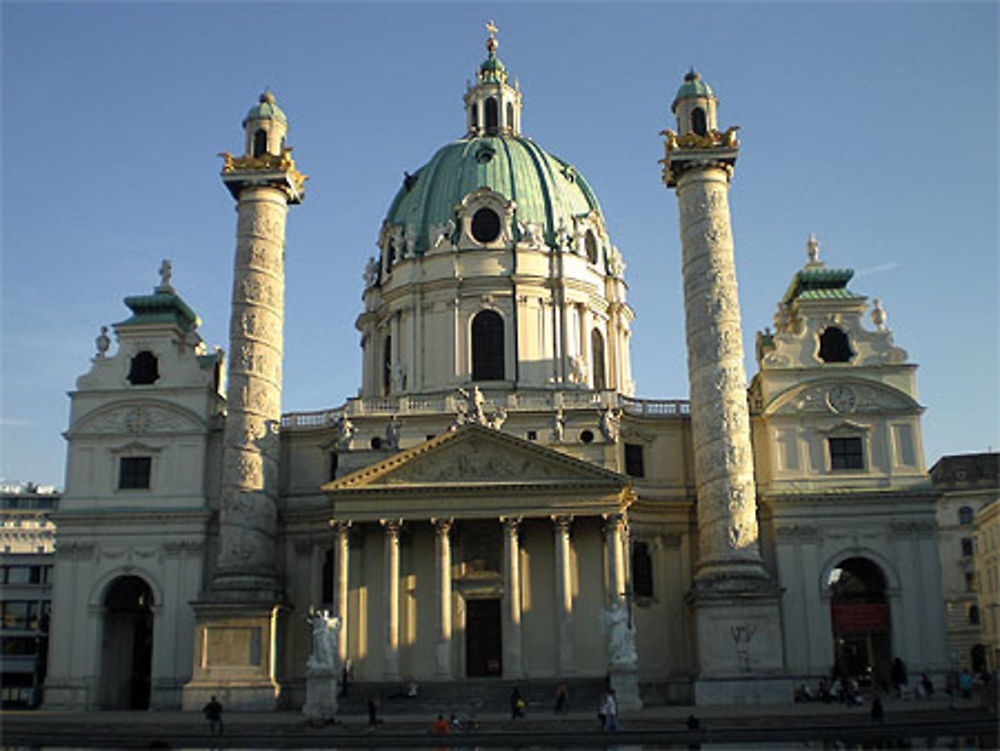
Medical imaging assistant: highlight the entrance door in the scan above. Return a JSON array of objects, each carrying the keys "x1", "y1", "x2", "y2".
[
  {"x1": 101, "y1": 576, "x2": 154, "y2": 709},
  {"x1": 466, "y1": 599, "x2": 502, "y2": 677}
]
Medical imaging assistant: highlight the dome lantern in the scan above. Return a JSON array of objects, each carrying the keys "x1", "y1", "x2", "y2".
[{"x1": 463, "y1": 21, "x2": 522, "y2": 137}]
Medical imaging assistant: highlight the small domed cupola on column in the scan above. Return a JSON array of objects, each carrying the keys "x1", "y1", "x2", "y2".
[
  {"x1": 464, "y1": 20, "x2": 522, "y2": 137},
  {"x1": 672, "y1": 69, "x2": 718, "y2": 136},
  {"x1": 242, "y1": 90, "x2": 288, "y2": 158}
]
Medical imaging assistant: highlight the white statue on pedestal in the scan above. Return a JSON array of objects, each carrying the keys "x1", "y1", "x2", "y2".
[
  {"x1": 307, "y1": 609, "x2": 341, "y2": 672},
  {"x1": 304, "y1": 609, "x2": 341, "y2": 722},
  {"x1": 601, "y1": 600, "x2": 637, "y2": 668}
]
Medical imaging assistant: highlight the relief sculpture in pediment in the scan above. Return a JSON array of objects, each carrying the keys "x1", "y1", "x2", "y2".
[{"x1": 383, "y1": 440, "x2": 561, "y2": 484}]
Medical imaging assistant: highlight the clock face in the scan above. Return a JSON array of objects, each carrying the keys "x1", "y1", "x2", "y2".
[
  {"x1": 125, "y1": 407, "x2": 149, "y2": 432},
  {"x1": 827, "y1": 385, "x2": 856, "y2": 414}
]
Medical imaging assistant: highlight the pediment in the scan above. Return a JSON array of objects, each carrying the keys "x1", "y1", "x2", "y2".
[
  {"x1": 324, "y1": 424, "x2": 626, "y2": 492},
  {"x1": 71, "y1": 400, "x2": 206, "y2": 435},
  {"x1": 766, "y1": 378, "x2": 921, "y2": 417}
]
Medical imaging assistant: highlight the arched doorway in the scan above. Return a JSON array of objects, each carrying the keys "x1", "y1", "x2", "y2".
[
  {"x1": 828, "y1": 557, "x2": 891, "y2": 688},
  {"x1": 101, "y1": 575, "x2": 154, "y2": 709}
]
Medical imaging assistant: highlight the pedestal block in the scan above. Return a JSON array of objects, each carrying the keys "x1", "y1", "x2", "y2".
[
  {"x1": 181, "y1": 603, "x2": 284, "y2": 711},
  {"x1": 302, "y1": 667, "x2": 338, "y2": 722}
]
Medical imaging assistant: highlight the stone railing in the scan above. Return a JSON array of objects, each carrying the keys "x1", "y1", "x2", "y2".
[{"x1": 281, "y1": 390, "x2": 690, "y2": 428}]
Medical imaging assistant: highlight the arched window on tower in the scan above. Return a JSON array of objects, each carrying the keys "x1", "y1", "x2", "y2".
[
  {"x1": 506, "y1": 102, "x2": 514, "y2": 132},
  {"x1": 252, "y1": 129, "x2": 268, "y2": 157},
  {"x1": 691, "y1": 107, "x2": 707, "y2": 136},
  {"x1": 470, "y1": 105, "x2": 478, "y2": 132},
  {"x1": 382, "y1": 335, "x2": 392, "y2": 396},
  {"x1": 471, "y1": 310, "x2": 504, "y2": 381},
  {"x1": 591, "y1": 328, "x2": 606, "y2": 390},
  {"x1": 485, "y1": 98, "x2": 499, "y2": 135}
]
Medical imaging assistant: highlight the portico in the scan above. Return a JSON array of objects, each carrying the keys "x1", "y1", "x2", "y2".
[{"x1": 320, "y1": 424, "x2": 632, "y2": 681}]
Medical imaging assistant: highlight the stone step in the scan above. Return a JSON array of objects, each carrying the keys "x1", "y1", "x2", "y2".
[{"x1": 336, "y1": 677, "x2": 608, "y2": 718}]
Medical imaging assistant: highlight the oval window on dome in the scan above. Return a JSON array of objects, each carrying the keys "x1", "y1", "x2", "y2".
[{"x1": 471, "y1": 208, "x2": 502, "y2": 244}]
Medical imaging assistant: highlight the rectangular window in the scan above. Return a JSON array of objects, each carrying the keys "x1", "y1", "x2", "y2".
[
  {"x1": 961, "y1": 537, "x2": 974, "y2": 557},
  {"x1": 2, "y1": 601, "x2": 37, "y2": 630},
  {"x1": 829, "y1": 437, "x2": 864, "y2": 470},
  {"x1": 119, "y1": 456, "x2": 152, "y2": 489},
  {"x1": 624, "y1": 443, "x2": 645, "y2": 478}
]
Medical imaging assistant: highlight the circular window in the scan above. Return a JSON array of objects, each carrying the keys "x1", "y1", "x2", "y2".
[
  {"x1": 580, "y1": 429, "x2": 595, "y2": 444},
  {"x1": 471, "y1": 208, "x2": 502, "y2": 244}
]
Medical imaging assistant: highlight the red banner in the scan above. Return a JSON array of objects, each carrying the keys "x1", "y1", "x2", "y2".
[{"x1": 831, "y1": 604, "x2": 890, "y2": 634}]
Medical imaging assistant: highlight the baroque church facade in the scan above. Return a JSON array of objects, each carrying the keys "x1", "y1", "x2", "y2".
[{"x1": 45, "y1": 31, "x2": 947, "y2": 710}]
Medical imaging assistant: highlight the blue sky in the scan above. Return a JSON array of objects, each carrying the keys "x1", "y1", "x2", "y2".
[{"x1": 2, "y1": 2, "x2": 997, "y2": 488}]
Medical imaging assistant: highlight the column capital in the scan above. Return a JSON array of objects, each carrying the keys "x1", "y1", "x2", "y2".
[
  {"x1": 431, "y1": 517, "x2": 454, "y2": 535},
  {"x1": 500, "y1": 515, "x2": 523, "y2": 535},
  {"x1": 601, "y1": 511, "x2": 626, "y2": 534},
  {"x1": 380, "y1": 518, "x2": 403, "y2": 535},
  {"x1": 332, "y1": 519, "x2": 352, "y2": 535},
  {"x1": 551, "y1": 514, "x2": 574, "y2": 534}
]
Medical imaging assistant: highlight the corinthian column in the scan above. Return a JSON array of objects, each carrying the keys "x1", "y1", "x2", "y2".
[
  {"x1": 603, "y1": 513, "x2": 627, "y2": 603},
  {"x1": 333, "y1": 521, "x2": 351, "y2": 664},
  {"x1": 381, "y1": 518, "x2": 402, "y2": 679},
  {"x1": 552, "y1": 515, "x2": 574, "y2": 674},
  {"x1": 501, "y1": 516, "x2": 524, "y2": 678},
  {"x1": 431, "y1": 518, "x2": 453, "y2": 677}
]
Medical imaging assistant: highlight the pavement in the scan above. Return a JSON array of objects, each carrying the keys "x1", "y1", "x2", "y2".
[{"x1": 1, "y1": 695, "x2": 995, "y2": 748}]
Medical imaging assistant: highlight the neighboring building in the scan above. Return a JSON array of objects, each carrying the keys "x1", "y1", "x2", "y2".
[
  {"x1": 975, "y1": 495, "x2": 1000, "y2": 671},
  {"x1": 44, "y1": 30, "x2": 949, "y2": 711},
  {"x1": 931, "y1": 453, "x2": 1000, "y2": 672},
  {"x1": 1, "y1": 485, "x2": 58, "y2": 707}
]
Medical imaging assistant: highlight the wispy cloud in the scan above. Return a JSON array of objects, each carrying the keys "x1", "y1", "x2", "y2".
[
  {"x1": 0, "y1": 418, "x2": 35, "y2": 428},
  {"x1": 854, "y1": 262, "x2": 901, "y2": 278}
]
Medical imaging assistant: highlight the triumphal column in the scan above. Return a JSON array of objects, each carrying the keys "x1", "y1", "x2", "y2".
[
  {"x1": 183, "y1": 91, "x2": 306, "y2": 710},
  {"x1": 661, "y1": 70, "x2": 788, "y2": 704}
]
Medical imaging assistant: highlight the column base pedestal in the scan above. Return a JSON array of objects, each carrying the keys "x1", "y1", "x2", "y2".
[
  {"x1": 687, "y1": 582, "x2": 789, "y2": 706},
  {"x1": 302, "y1": 667, "x2": 338, "y2": 722},
  {"x1": 181, "y1": 601, "x2": 285, "y2": 711},
  {"x1": 609, "y1": 665, "x2": 643, "y2": 711}
]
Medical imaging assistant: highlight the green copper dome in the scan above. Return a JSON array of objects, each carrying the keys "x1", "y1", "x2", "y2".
[
  {"x1": 383, "y1": 135, "x2": 603, "y2": 256},
  {"x1": 243, "y1": 90, "x2": 287, "y2": 126},
  {"x1": 673, "y1": 69, "x2": 714, "y2": 105}
]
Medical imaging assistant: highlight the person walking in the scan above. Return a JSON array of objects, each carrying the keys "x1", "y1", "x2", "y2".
[
  {"x1": 553, "y1": 680, "x2": 569, "y2": 713},
  {"x1": 202, "y1": 695, "x2": 223, "y2": 735},
  {"x1": 510, "y1": 687, "x2": 526, "y2": 719},
  {"x1": 602, "y1": 688, "x2": 619, "y2": 731},
  {"x1": 870, "y1": 693, "x2": 884, "y2": 723},
  {"x1": 367, "y1": 692, "x2": 380, "y2": 730}
]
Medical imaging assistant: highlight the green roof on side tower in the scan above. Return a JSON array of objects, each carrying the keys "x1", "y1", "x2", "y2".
[{"x1": 782, "y1": 235, "x2": 863, "y2": 305}]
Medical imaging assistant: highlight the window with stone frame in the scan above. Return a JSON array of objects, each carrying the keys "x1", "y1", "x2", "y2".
[
  {"x1": 959, "y1": 506, "x2": 974, "y2": 525},
  {"x1": 471, "y1": 310, "x2": 504, "y2": 381},
  {"x1": 961, "y1": 537, "x2": 974, "y2": 557},
  {"x1": 119, "y1": 456, "x2": 152, "y2": 489},
  {"x1": 829, "y1": 436, "x2": 864, "y2": 470}
]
